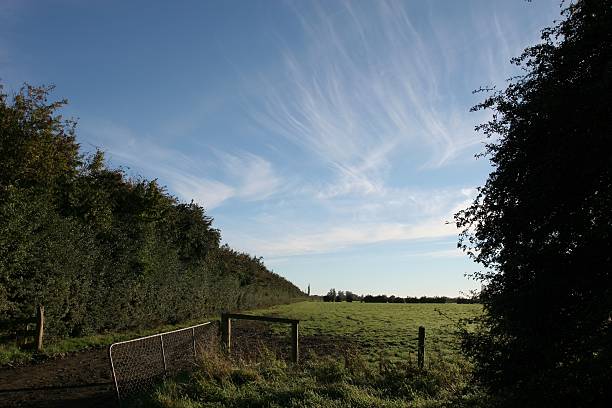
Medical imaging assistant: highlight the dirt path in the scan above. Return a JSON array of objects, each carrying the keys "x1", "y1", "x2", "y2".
[
  {"x1": 0, "y1": 348, "x2": 115, "y2": 408},
  {"x1": 0, "y1": 323, "x2": 354, "y2": 407}
]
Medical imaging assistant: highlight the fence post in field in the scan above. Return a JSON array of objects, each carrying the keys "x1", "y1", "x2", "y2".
[
  {"x1": 418, "y1": 326, "x2": 425, "y2": 369},
  {"x1": 221, "y1": 313, "x2": 231, "y2": 353},
  {"x1": 192, "y1": 326, "x2": 197, "y2": 359},
  {"x1": 220, "y1": 313, "x2": 299, "y2": 363},
  {"x1": 36, "y1": 305, "x2": 44, "y2": 352},
  {"x1": 291, "y1": 321, "x2": 299, "y2": 363}
]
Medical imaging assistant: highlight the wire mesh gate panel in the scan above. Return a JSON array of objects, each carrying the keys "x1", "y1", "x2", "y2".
[{"x1": 108, "y1": 321, "x2": 215, "y2": 402}]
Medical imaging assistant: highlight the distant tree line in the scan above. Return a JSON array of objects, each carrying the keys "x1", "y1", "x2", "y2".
[
  {"x1": 321, "y1": 289, "x2": 359, "y2": 302},
  {"x1": 0, "y1": 84, "x2": 304, "y2": 340},
  {"x1": 322, "y1": 289, "x2": 479, "y2": 304}
]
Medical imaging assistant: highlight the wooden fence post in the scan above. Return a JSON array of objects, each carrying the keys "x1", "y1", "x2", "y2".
[
  {"x1": 219, "y1": 314, "x2": 299, "y2": 363},
  {"x1": 192, "y1": 326, "x2": 197, "y2": 359},
  {"x1": 417, "y1": 326, "x2": 425, "y2": 369},
  {"x1": 291, "y1": 321, "x2": 299, "y2": 363},
  {"x1": 36, "y1": 305, "x2": 44, "y2": 352},
  {"x1": 160, "y1": 335, "x2": 167, "y2": 377},
  {"x1": 221, "y1": 313, "x2": 231, "y2": 353}
]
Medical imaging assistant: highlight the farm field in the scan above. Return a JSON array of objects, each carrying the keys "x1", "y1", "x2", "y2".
[
  {"x1": 250, "y1": 301, "x2": 482, "y2": 363},
  {"x1": 0, "y1": 301, "x2": 482, "y2": 407},
  {"x1": 131, "y1": 301, "x2": 485, "y2": 407}
]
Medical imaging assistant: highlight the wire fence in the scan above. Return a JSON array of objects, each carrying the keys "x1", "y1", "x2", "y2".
[
  {"x1": 226, "y1": 318, "x2": 364, "y2": 364},
  {"x1": 108, "y1": 321, "x2": 217, "y2": 402},
  {"x1": 107, "y1": 316, "x2": 447, "y2": 403},
  {"x1": 227, "y1": 319, "x2": 447, "y2": 368}
]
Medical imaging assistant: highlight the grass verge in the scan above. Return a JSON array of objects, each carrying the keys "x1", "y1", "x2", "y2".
[
  {"x1": 0, "y1": 318, "x2": 216, "y2": 367},
  {"x1": 128, "y1": 347, "x2": 488, "y2": 408}
]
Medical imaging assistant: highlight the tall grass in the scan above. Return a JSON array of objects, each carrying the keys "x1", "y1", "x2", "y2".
[{"x1": 129, "y1": 346, "x2": 488, "y2": 408}]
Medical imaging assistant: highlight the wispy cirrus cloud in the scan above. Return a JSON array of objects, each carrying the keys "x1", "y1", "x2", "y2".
[
  {"x1": 80, "y1": 121, "x2": 282, "y2": 209},
  {"x1": 213, "y1": 150, "x2": 282, "y2": 201},
  {"x1": 70, "y1": 0, "x2": 545, "y2": 262},
  {"x1": 227, "y1": 186, "x2": 476, "y2": 258},
  {"x1": 250, "y1": 0, "x2": 484, "y2": 199},
  {"x1": 1, "y1": 0, "x2": 561, "y2": 295},
  {"x1": 244, "y1": 217, "x2": 456, "y2": 258}
]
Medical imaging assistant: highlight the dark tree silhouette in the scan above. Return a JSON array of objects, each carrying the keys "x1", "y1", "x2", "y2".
[{"x1": 455, "y1": 1, "x2": 611, "y2": 406}]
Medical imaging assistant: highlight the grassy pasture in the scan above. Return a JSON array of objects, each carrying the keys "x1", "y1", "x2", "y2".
[
  {"x1": 132, "y1": 301, "x2": 485, "y2": 407},
  {"x1": 251, "y1": 301, "x2": 481, "y2": 363}
]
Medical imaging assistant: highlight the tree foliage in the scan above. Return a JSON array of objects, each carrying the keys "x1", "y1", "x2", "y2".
[
  {"x1": 0, "y1": 84, "x2": 303, "y2": 339},
  {"x1": 455, "y1": 1, "x2": 611, "y2": 406}
]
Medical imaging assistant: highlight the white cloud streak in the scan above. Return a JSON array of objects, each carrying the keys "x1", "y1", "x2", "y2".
[
  {"x1": 213, "y1": 150, "x2": 281, "y2": 201},
  {"x1": 73, "y1": 1, "x2": 553, "y2": 260},
  {"x1": 228, "y1": 186, "x2": 476, "y2": 258},
  {"x1": 251, "y1": 0, "x2": 483, "y2": 198},
  {"x1": 81, "y1": 121, "x2": 282, "y2": 209},
  {"x1": 245, "y1": 217, "x2": 457, "y2": 258}
]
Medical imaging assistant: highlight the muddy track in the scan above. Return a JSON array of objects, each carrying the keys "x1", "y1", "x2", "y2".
[
  {"x1": 0, "y1": 348, "x2": 115, "y2": 408},
  {"x1": 0, "y1": 322, "x2": 354, "y2": 407}
]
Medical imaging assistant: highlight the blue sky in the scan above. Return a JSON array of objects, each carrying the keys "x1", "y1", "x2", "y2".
[{"x1": 0, "y1": 0, "x2": 560, "y2": 296}]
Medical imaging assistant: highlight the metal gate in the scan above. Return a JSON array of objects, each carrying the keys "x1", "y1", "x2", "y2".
[{"x1": 108, "y1": 321, "x2": 215, "y2": 402}]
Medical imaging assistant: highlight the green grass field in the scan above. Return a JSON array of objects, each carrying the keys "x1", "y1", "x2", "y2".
[
  {"x1": 132, "y1": 301, "x2": 485, "y2": 407},
  {"x1": 251, "y1": 301, "x2": 481, "y2": 363}
]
